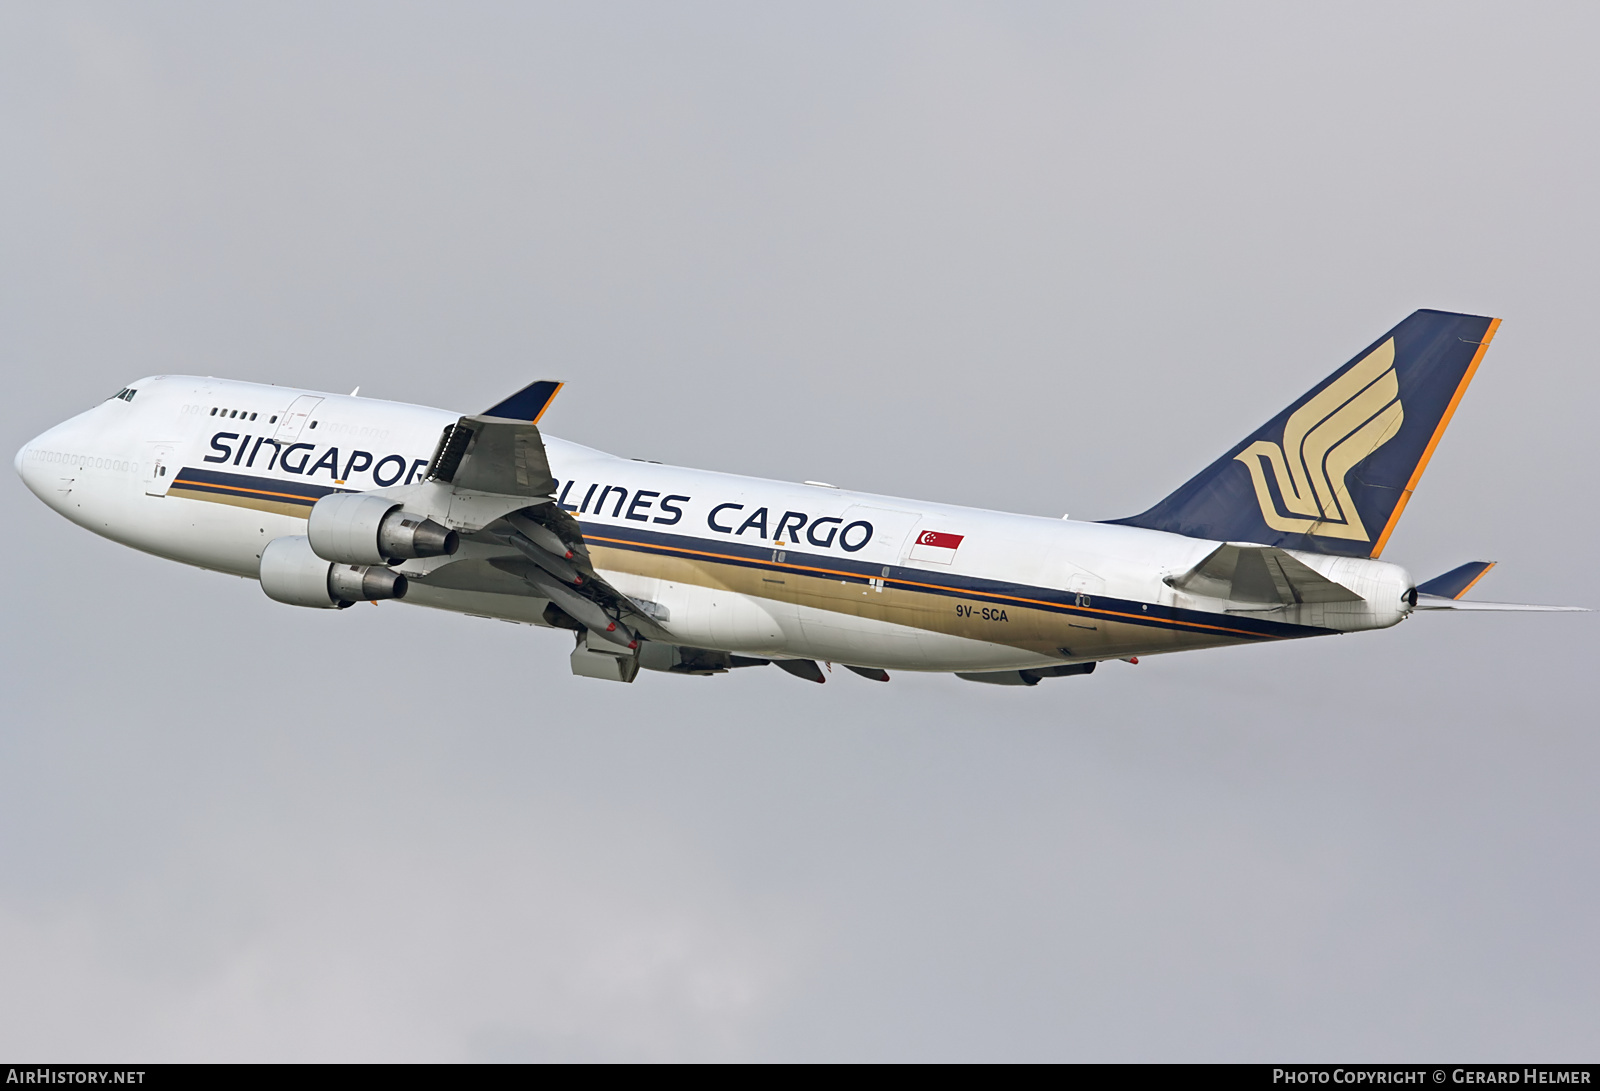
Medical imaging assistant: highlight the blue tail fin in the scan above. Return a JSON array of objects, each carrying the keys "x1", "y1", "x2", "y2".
[{"x1": 1109, "y1": 309, "x2": 1500, "y2": 557}]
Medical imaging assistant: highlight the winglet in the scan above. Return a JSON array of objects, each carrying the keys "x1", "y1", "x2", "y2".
[
  {"x1": 1416, "y1": 561, "x2": 1497, "y2": 600},
  {"x1": 483, "y1": 380, "x2": 564, "y2": 423}
]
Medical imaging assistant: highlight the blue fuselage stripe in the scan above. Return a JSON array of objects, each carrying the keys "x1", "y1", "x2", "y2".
[
  {"x1": 171, "y1": 466, "x2": 345, "y2": 505},
  {"x1": 168, "y1": 466, "x2": 1331, "y2": 642}
]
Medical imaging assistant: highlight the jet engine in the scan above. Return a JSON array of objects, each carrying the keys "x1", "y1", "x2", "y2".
[
  {"x1": 307, "y1": 492, "x2": 458, "y2": 565},
  {"x1": 259, "y1": 535, "x2": 408, "y2": 609}
]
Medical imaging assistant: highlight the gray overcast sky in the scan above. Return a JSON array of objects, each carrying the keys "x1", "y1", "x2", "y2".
[{"x1": 2, "y1": 2, "x2": 1597, "y2": 1061}]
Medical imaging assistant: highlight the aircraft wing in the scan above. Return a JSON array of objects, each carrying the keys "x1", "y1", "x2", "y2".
[{"x1": 378, "y1": 407, "x2": 674, "y2": 646}]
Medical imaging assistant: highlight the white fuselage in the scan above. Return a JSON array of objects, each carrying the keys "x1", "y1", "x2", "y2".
[{"x1": 16, "y1": 376, "x2": 1416, "y2": 673}]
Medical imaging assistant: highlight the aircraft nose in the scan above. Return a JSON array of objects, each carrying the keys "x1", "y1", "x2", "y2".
[
  {"x1": 15, "y1": 434, "x2": 44, "y2": 499},
  {"x1": 15, "y1": 419, "x2": 76, "y2": 504}
]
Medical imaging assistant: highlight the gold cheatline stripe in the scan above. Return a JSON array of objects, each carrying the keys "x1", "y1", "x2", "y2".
[
  {"x1": 1455, "y1": 561, "x2": 1497, "y2": 600},
  {"x1": 585, "y1": 534, "x2": 1288, "y2": 640},
  {"x1": 1371, "y1": 317, "x2": 1501, "y2": 558},
  {"x1": 171, "y1": 477, "x2": 319, "y2": 504}
]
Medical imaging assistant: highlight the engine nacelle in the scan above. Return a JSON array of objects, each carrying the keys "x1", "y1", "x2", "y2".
[
  {"x1": 260, "y1": 535, "x2": 408, "y2": 609},
  {"x1": 307, "y1": 492, "x2": 458, "y2": 565}
]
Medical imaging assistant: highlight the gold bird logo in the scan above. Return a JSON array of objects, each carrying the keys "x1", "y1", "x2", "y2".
[{"x1": 1233, "y1": 338, "x2": 1404, "y2": 542}]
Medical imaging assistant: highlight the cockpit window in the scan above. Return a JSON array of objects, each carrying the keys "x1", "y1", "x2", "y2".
[{"x1": 109, "y1": 388, "x2": 136, "y2": 402}]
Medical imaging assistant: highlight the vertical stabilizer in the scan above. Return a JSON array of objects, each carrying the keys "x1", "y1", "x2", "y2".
[{"x1": 1109, "y1": 309, "x2": 1499, "y2": 557}]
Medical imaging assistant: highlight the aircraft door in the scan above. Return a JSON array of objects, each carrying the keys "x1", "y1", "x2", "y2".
[
  {"x1": 274, "y1": 396, "x2": 323, "y2": 442},
  {"x1": 143, "y1": 443, "x2": 177, "y2": 496},
  {"x1": 1064, "y1": 570, "x2": 1106, "y2": 601},
  {"x1": 793, "y1": 504, "x2": 925, "y2": 659},
  {"x1": 840, "y1": 504, "x2": 923, "y2": 567}
]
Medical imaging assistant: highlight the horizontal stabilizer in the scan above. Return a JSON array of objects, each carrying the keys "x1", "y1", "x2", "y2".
[
  {"x1": 483, "y1": 380, "x2": 564, "y2": 423},
  {"x1": 1411, "y1": 561, "x2": 1586, "y2": 611},
  {"x1": 1413, "y1": 595, "x2": 1586, "y2": 612},
  {"x1": 1166, "y1": 543, "x2": 1362, "y2": 606},
  {"x1": 1416, "y1": 561, "x2": 1496, "y2": 599}
]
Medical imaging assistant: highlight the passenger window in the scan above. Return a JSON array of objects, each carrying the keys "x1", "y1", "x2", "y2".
[
  {"x1": 269, "y1": 416, "x2": 278, "y2": 423},
  {"x1": 310, "y1": 421, "x2": 318, "y2": 429},
  {"x1": 210, "y1": 407, "x2": 218, "y2": 416},
  {"x1": 249, "y1": 412, "x2": 257, "y2": 420}
]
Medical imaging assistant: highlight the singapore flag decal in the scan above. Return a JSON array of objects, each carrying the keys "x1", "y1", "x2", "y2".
[{"x1": 909, "y1": 529, "x2": 965, "y2": 565}]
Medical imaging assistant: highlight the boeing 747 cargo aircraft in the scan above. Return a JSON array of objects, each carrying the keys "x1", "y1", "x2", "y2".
[{"x1": 15, "y1": 310, "x2": 1581, "y2": 685}]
